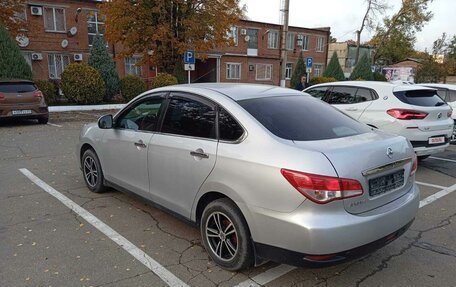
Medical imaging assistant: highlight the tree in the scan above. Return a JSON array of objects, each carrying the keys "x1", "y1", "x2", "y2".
[
  {"x1": 323, "y1": 52, "x2": 345, "y2": 81},
  {"x1": 371, "y1": 0, "x2": 433, "y2": 64},
  {"x1": 0, "y1": 25, "x2": 32, "y2": 80},
  {"x1": 101, "y1": 0, "x2": 242, "y2": 74},
  {"x1": 290, "y1": 52, "x2": 306, "y2": 89},
  {"x1": 0, "y1": 0, "x2": 27, "y2": 36},
  {"x1": 350, "y1": 53, "x2": 373, "y2": 80},
  {"x1": 88, "y1": 35, "x2": 120, "y2": 101},
  {"x1": 415, "y1": 56, "x2": 446, "y2": 83}
]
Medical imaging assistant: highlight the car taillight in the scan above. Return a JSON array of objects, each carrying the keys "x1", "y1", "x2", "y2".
[
  {"x1": 448, "y1": 107, "x2": 453, "y2": 118},
  {"x1": 387, "y1": 109, "x2": 428, "y2": 120},
  {"x1": 33, "y1": 90, "x2": 43, "y2": 98},
  {"x1": 281, "y1": 169, "x2": 363, "y2": 204},
  {"x1": 410, "y1": 155, "x2": 418, "y2": 176},
  {"x1": 0, "y1": 92, "x2": 4, "y2": 100}
]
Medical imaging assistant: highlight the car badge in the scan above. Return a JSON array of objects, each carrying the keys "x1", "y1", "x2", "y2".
[
  {"x1": 437, "y1": 112, "x2": 442, "y2": 119},
  {"x1": 17, "y1": 94, "x2": 23, "y2": 97},
  {"x1": 386, "y1": 147, "x2": 393, "y2": 158}
]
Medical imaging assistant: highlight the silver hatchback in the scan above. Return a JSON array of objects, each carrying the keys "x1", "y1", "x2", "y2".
[{"x1": 78, "y1": 84, "x2": 419, "y2": 270}]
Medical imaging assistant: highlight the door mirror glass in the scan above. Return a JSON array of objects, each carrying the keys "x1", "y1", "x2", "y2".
[{"x1": 98, "y1": 114, "x2": 113, "y2": 129}]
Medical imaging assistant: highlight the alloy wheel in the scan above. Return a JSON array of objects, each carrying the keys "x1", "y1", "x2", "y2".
[
  {"x1": 83, "y1": 156, "x2": 98, "y2": 188},
  {"x1": 205, "y1": 211, "x2": 239, "y2": 261}
]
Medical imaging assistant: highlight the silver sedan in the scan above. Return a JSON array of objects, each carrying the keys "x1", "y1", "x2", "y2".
[{"x1": 78, "y1": 83, "x2": 420, "y2": 270}]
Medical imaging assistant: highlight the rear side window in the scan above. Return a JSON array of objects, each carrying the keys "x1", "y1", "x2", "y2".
[
  {"x1": 325, "y1": 86, "x2": 358, "y2": 104},
  {"x1": 239, "y1": 96, "x2": 370, "y2": 141},
  {"x1": 355, "y1": 88, "x2": 375, "y2": 102},
  {"x1": 448, "y1": 91, "x2": 456, "y2": 103},
  {"x1": 0, "y1": 82, "x2": 37, "y2": 93},
  {"x1": 218, "y1": 109, "x2": 244, "y2": 141},
  {"x1": 393, "y1": 89, "x2": 446, "y2": 107},
  {"x1": 305, "y1": 87, "x2": 328, "y2": 99}
]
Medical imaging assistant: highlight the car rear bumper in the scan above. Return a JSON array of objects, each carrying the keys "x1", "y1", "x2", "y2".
[
  {"x1": 0, "y1": 105, "x2": 48, "y2": 119},
  {"x1": 249, "y1": 183, "x2": 419, "y2": 265}
]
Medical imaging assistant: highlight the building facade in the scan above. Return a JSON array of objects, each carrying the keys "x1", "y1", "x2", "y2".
[
  {"x1": 16, "y1": 1, "x2": 330, "y2": 87},
  {"x1": 328, "y1": 41, "x2": 375, "y2": 79}
]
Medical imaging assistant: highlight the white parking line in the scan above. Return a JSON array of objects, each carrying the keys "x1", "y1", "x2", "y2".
[
  {"x1": 19, "y1": 168, "x2": 189, "y2": 287},
  {"x1": 429, "y1": 156, "x2": 456, "y2": 164},
  {"x1": 234, "y1": 182, "x2": 456, "y2": 287},
  {"x1": 416, "y1": 181, "x2": 447, "y2": 190},
  {"x1": 47, "y1": 123, "x2": 62, "y2": 128}
]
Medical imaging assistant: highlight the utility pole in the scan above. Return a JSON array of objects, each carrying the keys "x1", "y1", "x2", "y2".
[{"x1": 279, "y1": 0, "x2": 290, "y2": 87}]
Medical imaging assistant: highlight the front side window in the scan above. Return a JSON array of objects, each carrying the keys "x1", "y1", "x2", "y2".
[
  {"x1": 268, "y1": 31, "x2": 279, "y2": 49},
  {"x1": 44, "y1": 7, "x2": 66, "y2": 32},
  {"x1": 325, "y1": 86, "x2": 358, "y2": 104},
  {"x1": 162, "y1": 97, "x2": 216, "y2": 139},
  {"x1": 219, "y1": 109, "x2": 244, "y2": 141},
  {"x1": 226, "y1": 63, "x2": 241, "y2": 79},
  {"x1": 285, "y1": 63, "x2": 292, "y2": 80},
  {"x1": 286, "y1": 32, "x2": 294, "y2": 50},
  {"x1": 117, "y1": 97, "x2": 165, "y2": 131},
  {"x1": 256, "y1": 64, "x2": 272, "y2": 81},
  {"x1": 125, "y1": 57, "x2": 142, "y2": 77},
  {"x1": 87, "y1": 11, "x2": 105, "y2": 46},
  {"x1": 48, "y1": 54, "x2": 70, "y2": 79},
  {"x1": 316, "y1": 37, "x2": 325, "y2": 52}
]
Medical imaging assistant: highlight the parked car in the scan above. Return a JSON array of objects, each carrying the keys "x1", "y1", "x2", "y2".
[
  {"x1": 0, "y1": 79, "x2": 49, "y2": 124},
  {"x1": 78, "y1": 83, "x2": 419, "y2": 270},
  {"x1": 304, "y1": 81, "x2": 453, "y2": 159},
  {"x1": 417, "y1": 83, "x2": 456, "y2": 143}
]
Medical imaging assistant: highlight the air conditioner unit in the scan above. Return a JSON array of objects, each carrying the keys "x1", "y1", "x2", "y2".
[
  {"x1": 30, "y1": 6, "x2": 43, "y2": 16},
  {"x1": 240, "y1": 29, "x2": 247, "y2": 35},
  {"x1": 74, "y1": 53, "x2": 83, "y2": 61},
  {"x1": 31, "y1": 53, "x2": 43, "y2": 61}
]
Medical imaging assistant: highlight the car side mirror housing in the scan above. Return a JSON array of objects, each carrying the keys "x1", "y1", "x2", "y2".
[{"x1": 98, "y1": 114, "x2": 113, "y2": 129}]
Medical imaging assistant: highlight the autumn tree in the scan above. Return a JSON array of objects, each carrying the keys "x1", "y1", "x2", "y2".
[
  {"x1": 323, "y1": 52, "x2": 345, "y2": 81},
  {"x1": 415, "y1": 56, "x2": 446, "y2": 83},
  {"x1": 0, "y1": 25, "x2": 32, "y2": 80},
  {"x1": 101, "y1": 0, "x2": 242, "y2": 74},
  {"x1": 0, "y1": 0, "x2": 27, "y2": 36},
  {"x1": 370, "y1": 0, "x2": 433, "y2": 65}
]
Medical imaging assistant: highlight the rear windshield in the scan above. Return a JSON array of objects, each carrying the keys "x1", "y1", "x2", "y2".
[
  {"x1": 238, "y1": 96, "x2": 371, "y2": 141},
  {"x1": 0, "y1": 82, "x2": 37, "y2": 93},
  {"x1": 393, "y1": 89, "x2": 446, "y2": 107}
]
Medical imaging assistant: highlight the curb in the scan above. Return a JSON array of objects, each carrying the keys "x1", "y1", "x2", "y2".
[{"x1": 48, "y1": 104, "x2": 125, "y2": 112}]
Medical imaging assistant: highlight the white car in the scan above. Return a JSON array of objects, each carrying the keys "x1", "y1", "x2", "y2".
[{"x1": 304, "y1": 81, "x2": 453, "y2": 159}]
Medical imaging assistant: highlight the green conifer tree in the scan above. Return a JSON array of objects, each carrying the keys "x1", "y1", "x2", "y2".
[
  {"x1": 290, "y1": 52, "x2": 307, "y2": 89},
  {"x1": 88, "y1": 35, "x2": 120, "y2": 101},
  {"x1": 349, "y1": 53, "x2": 373, "y2": 81},
  {"x1": 0, "y1": 25, "x2": 32, "y2": 80},
  {"x1": 323, "y1": 51, "x2": 345, "y2": 81}
]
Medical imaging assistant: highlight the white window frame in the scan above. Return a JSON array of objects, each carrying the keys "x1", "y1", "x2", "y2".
[
  {"x1": 302, "y1": 35, "x2": 310, "y2": 51},
  {"x1": 267, "y1": 30, "x2": 279, "y2": 49},
  {"x1": 87, "y1": 10, "x2": 105, "y2": 46},
  {"x1": 314, "y1": 64, "x2": 323, "y2": 77},
  {"x1": 255, "y1": 64, "x2": 273, "y2": 81},
  {"x1": 125, "y1": 56, "x2": 143, "y2": 77},
  {"x1": 226, "y1": 63, "x2": 241, "y2": 80},
  {"x1": 48, "y1": 53, "x2": 70, "y2": 79},
  {"x1": 285, "y1": 63, "x2": 292, "y2": 80},
  {"x1": 316, "y1": 37, "x2": 325, "y2": 52},
  {"x1": 21, "y1": 52, "x2": 32, "y2": 71},
  {"x1": 286, "y1": 32, "x2": 295, "y2": 50},
  {"x1": 227, "y1": 26, "x2": 238, "y2": 46},
  {"x1": 44, "y1": 7, "x2": 66, "y2": 32}
]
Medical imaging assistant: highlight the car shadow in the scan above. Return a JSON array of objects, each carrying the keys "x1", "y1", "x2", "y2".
[{"x1": 0, "y1": 118, "x2": 40, "y2": 127}]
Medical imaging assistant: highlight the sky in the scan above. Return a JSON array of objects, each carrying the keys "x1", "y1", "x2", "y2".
[{"x1": 239, "y1": 0, "x2": 455, "y2": 51}]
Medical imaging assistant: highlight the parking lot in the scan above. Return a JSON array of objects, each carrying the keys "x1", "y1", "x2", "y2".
[{"x1": 1, "y1": 111, "x2": 455, "y2": 287}]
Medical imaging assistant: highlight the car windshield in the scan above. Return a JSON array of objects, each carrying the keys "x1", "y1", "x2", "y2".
[
  {"x1": 393, "y1": 89, "x2": 446, "y2": 107},
  {"x1": 238, "y1": 95, "x2": 371, "y2": 141},
  {"x1": 0, "y1": 82, "x2": 37, "y2": 93}
]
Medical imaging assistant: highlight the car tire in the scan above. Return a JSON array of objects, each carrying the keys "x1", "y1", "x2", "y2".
[
  {"x1": 200, "y1": 198, "x2": 254, "y2": 271},
  {"x1": 38, "y1": 117, "x2": 48, "y2": 124},
  {"x1": 418, "y1": 155, "x2": 430, "y2": 161},
  {"x1": 82, "y1": 149, "x2": 107, "y2": 193}
]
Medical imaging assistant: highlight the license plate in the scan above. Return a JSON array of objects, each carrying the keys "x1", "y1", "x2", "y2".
[
  {"x1": 369, "y1": 170, "x2": 404, "y2": 197},
  {"x1": 428, "y1": 136, "x2": 445, "y2": 144},
  {"x1": 12, "y1": 110, "x2": 32, "y2": 115}
]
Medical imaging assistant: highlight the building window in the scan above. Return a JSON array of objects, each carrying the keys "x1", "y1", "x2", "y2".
[
  {"x1": 302, "y1": 35, "x2": 309, "y2": 51},
  {"x1": 21, "y1": 52, "x2": 32, "y2": 70},
  {"x1": 285, "y1": 63, "x2": 292, "y2": 79},
  {"x1": 48, "y1": 54, "x2": 70, "y2": 79},
  {"x1": 226, "y1": 63, "x2": 241, "y2": 79},
  {"x1": 44, "y1": 7, "x2": 66, "y2": 32},
  {"x1": 87, "y1": 11, "x2": 105, "y2": 46},
  {"x1": 286, "y1": 32, "x2": 294, "y2": 50},
  {"x1": 125, "y1": 56, "x2": 143, "y2": 77},
  {"x1": 316, "y1": 37, "x2": 325, "y2": 52},
  {"x1": 314, "y1": 64, "x2": 323, "y2": 77},
  {"x1": 227, "y1": 26, "x2": 238, "y2": 46},
  {"x1": 268, "y1": 30, "x2": 279, "y2": 49},
  {"x1": 256, "y1": 64, "x2": 272, "y2": 81}
]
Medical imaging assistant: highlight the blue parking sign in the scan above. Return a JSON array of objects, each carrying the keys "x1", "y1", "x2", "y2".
[
  {"x1": 306, "y1": 57, "x2": 313, "y2": 68},
  {"x1": 184, "y1": 50, "x2": 195, "y2": 64}
]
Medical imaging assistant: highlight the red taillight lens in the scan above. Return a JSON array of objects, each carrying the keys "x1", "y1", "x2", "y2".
[
  {"x1": 0, "y1": 92, "x2": 4, "y2": 100},
  {"x1": 448, "y1": 108, "x2": 453, "y2": 118},
  {"x1": 281, "y1": 169, "x2": 363, "y2": 204},
  {"x1": 387, "y1": 109, "x2": 428, "y2": 120},
  {"x1": 410, "y1": 155, "x2": 418, "y2": 176},
  {"x1": 33, "y1": 90, "x2": 43, "y2": 98}
]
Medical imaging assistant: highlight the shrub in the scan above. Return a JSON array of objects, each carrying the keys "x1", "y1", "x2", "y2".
[
  {"x1": 323, "y1": 51, "x2": 345, "y2": 81},
  {"x1": 151, "y1": 73, "x2": 178, "y2": 89},
  {"x1": 309, "y1": 76, "x2": 337, "y2": 86},
  {"x1": 88, "y1": 35, "x2": 120, "y2": 101},
  {"x1": 0, "y1": 25, "x2": 32, "y2": 80},
  {"x1": 373, "y1": 72, "x2": 387, "y2": 81},
  {"x1": 120, "y1": 75, "x2": 146, "y2": 101},
  {"x1": 60, "y1": 63, "x2": 105, "y2": 104},
  {"x1": 35, "y1": 80, "x2": 57, "y2": 104},
  {"x1": 350, "y1": 53, "x2": 373, "y2": 81}
]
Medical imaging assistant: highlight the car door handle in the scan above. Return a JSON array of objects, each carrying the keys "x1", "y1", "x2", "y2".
[
  {"x1": 190, "y1": 150, "x2": 209, "y2": 159},
  {"x1": 346, "y1": 107, "x2": 358, "y2": 111},
  {"x1": 134, "y1": 140, "x2": 147, "y2": 148}
]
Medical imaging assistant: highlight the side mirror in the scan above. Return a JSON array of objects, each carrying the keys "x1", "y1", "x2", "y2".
[{"x1": 98, "y1": 114, "x2": 113, "y2": 129}]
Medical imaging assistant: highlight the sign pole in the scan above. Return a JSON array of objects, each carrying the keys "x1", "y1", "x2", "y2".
[{"x1": 188, "y1": 70, "x2": 191, "y2": 84}]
